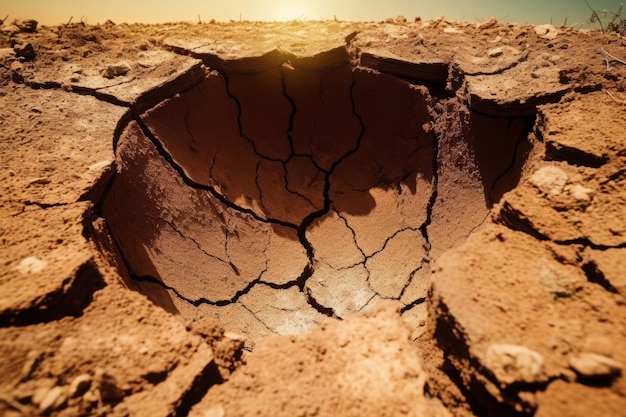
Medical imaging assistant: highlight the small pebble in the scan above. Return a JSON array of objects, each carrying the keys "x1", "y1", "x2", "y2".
[
  {"x1": 487, "y1": 47, "x2": 504, "y2": 58},
  {"x1": 39, "y1": 386, "x2": 67, "y2": 413},
  {"x1": 478, "y1": 17, "x2": 498, "y2": 30},
  {"x1": 68, "y1": 374, "x2": 92, "y2": 398},
  {"x1": 569, "y1": 353, "x2": 623, "y2": 379},
  {"x1": 535, "y1": 24, "x2": 558, "y2": 40},
  {"x1": 101, "y1": 62, "x2": 132, "y2": 79},
  {"x1": 15, "y1": 257, "x2": 47, "y2": 274},
  {"x1": 21, "y1": 350, "x2": 43, "y2": 379},
  {"x1": 28, "y1": 177, "x2": 51, "y2": 186},
  {"x1": 565, "y1": 184, "x2": 594, "y2": 202}
]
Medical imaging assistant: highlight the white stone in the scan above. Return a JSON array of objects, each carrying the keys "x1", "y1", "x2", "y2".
[
  {"x1": 484, "y1": 344, "x2": 545, "y2": 385},
  {"x1": 15, "y1": 256, "x2": 47, "y2": 274},
  {"x1": 529, "y1": 166, "x2": 569, "y2": 195},
  {"x1": 534, "y1": 24, "x2": 558, "y2": 40},
  {"x1": 566, "y1": 184, "x2": 595, "y2": 202},
  {"x1": 569, "y1": 353, "x2": 623, "y2": 378}
]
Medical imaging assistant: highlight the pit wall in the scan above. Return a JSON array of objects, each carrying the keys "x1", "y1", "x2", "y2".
[{"x1": 103, "y1": 62, "x2": 530, "y2": 343}]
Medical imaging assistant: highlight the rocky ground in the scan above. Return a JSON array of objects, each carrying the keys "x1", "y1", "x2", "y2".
[{"x1": 0, "y1": 15, "x2": 625, "y2": 417}]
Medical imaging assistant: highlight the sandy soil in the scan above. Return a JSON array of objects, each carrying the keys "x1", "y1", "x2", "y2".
[{"x1": 0, "y1": 16, "x2": 625, "y2": 417}]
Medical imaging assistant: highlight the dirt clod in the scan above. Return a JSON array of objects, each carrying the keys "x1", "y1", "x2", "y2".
[
  {"x1": 14, "y1": 19, "x2": 37, "y2": 33},
  {"x1": 13, "y1": 42, "x2": 35, "y2": 61}
]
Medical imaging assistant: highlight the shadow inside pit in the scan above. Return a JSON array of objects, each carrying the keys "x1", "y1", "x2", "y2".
[{"x1": 470, "y1": 111, "x2": 534, "y2": 206}]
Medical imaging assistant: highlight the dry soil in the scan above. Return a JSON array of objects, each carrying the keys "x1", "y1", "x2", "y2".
[{"x1": 0, "y1": 16, "x2": 625, "y2": 417}]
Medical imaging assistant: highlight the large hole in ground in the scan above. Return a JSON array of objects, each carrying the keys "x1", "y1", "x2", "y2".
[{"x1": 102, "y1": 63, "x2": 531, "y2": 344}]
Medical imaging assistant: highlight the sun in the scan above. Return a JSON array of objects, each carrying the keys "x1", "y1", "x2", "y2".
[
  {"x1": 275, "y1": 5, "x2": 309, "y2": 21},
  {"x1": 267, "y1": 0, "x2": 317, "y2": 21},
  {"x1": 278, "y1": 8, "x2": 306, "y2": 22}
]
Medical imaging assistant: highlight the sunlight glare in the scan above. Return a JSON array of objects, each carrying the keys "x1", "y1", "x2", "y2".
[{"x1": 275, "y1": 3, "x2": 309, "y2": 21}]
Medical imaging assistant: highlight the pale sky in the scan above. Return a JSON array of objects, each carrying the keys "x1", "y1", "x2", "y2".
[{"x1": 3, "y1": 0, "x2": 622, "y2": 27}]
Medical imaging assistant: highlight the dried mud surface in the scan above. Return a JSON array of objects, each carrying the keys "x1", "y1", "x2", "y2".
[{"x1": 1, "y1": 16, "x2": 625, "y2": 417}]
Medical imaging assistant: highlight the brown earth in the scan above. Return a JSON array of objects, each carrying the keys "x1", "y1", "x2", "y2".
[{"x1": 0, "y1": 15, "x2": 625, "y2": 417}]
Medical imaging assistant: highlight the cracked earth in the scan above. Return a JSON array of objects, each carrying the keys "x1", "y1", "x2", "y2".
[{"x1": 1, "y1": 16, "x2": 625, "y2": 417}]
